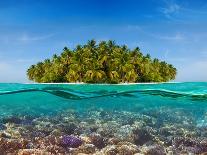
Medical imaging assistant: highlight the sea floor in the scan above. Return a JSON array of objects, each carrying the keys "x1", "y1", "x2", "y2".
[{"x1": 0, "y1": 106, "x2": 207, "y2": 155}]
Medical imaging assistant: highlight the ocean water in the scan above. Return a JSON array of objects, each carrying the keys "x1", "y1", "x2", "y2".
[
  {"x1": 0, "y1": 82, "x2": 207, "y2": 117},
  {"x1": 0, "y1": 82, "x2": 207, "y2": 154}
]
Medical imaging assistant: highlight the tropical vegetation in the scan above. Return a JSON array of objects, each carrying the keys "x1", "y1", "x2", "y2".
[{"x1": 27, "y1": 40, "x2": 177, "y2": 83}]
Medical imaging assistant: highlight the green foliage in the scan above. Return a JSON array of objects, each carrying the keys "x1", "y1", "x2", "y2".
[{"x1": 27, "y1": 40, "x2": 177, "y2": 83}]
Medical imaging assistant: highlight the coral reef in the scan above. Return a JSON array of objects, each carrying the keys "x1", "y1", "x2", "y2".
[
  {"x1": 0, "y1": 107, "x2": 207, "y2": 154},
  {"x1": 61, "y1": 135, "x2": 83, "y2": 148}
]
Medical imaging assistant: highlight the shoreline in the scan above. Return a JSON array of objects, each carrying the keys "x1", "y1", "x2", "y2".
[{"x1": 22, "y1": 82, "x2": 182, "y2": 85}]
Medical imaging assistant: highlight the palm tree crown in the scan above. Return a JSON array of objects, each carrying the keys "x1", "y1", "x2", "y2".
[{"x1": 27, "y1": 40, "x2": 177, "y2": 83}]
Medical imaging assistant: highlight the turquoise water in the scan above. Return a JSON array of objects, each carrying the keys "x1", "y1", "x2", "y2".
[
  {"x1": 0, "y1": 82, "x2": 207, "y2": 117},
  {"x1": 0, "y1": 82, "x2": 207, "y2": 154}
]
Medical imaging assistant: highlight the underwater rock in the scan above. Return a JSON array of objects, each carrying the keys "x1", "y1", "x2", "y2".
[
  {"x1": 0, "y1": 131, "x2": 12, "y2": 138},
  {"x1": 185, "y1": 146, "x2": 207, "y2": 154},
  {"x1": 20, "y1": 119, "x2": 34, "y2": 126},
  {"x1": 101, "y1": 145, "x2": 119, "y2": 155},
  {"x1": 97, "y1": 121, "x2": 120, "y2": 137},
  {"x1": 30, "y1": 131, "x2": 46, "y2": 138},
  {"x1": 118, "y1": 145, "x2": 137, "y2": 155},
  {"x1": 1, "y1": 129, "x2": 21, "y2": 139},
  {"x1": 25, "y1": 142, "x2": 34, "y2": 149},
  {"x1": 108, "y1": 137, "x2": 121, "y2": 145},
  {"x1": 101, "y1": 142, "x2": 139, "y2": 155},
  {"x1": 18, "y1": 149, "x2": 49, "y2": 155},
  {"x1": 117, "y1": 142, "x2": 140, "y2": 155},
  {"x1": 89, "y1": 124, "x2": 99, "y2": 132},
  {"x1": 121, "y1": 117, "x2": 135, "y2": 126},
  {"x1": 59, "y1": 122, "x2": 77, "y2": 135},
  {"x1": 51, "y1": 129, "x2": 62, "y2": 136},
  {"x1": 158, "y1": 126, "x2": 172, "y2": 137},
  {"x1": 89, "y1": 133, "x2": 106, "y2": 149},
  {"x1": 34, "y1": 120, "x2": 54, "y2": 136},
  {"x1": 133, "y1": 127, "x2": 153, "y2": 145},
  {"x1": 80, "y1": 135, "x2": 92, "y2": 143},
  {"x1": 41, "y1": 135, "x2": 60, "y2": 146},
  {"x1": 2, "y1": 116, "x2": 22, "y2": 124},
  {"x1": 77, "y1": 121, "x2": 95, "y2": 135},
  {"x1": 172, "y1": 137, "x2": 197, "y2": 148},
  {"x1": 139, "y1": 114, "x2": 155, "y2": 127},
  {"x1": 144, "y1": 145, "x2": 166, "y2": 155},
  {"x1": 0, "y1": 124, "x2": 6, "y2": 130},
  {"x1": 118, "y1": 111, "x2": 138, "y2": 126},
  {"x1": 61, "y1": 135, "x2": 83, "y2": 148},
  {"x1": 114, "y1": 125, "x2": 134, "y2": 142},
  {"x1": 183, "y1": 139, "x2": 207, "y2": 154},
  {"x1": 0, "y1": 138, "x2": 28, "y2": 153},
  {"x1": 78, "y1": 144, "x2": 96, "y2": 154}
]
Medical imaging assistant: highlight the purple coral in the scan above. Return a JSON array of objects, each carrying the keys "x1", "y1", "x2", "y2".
[{"x1": 61, "y1": 135, "x2": 83, "y2": 148}]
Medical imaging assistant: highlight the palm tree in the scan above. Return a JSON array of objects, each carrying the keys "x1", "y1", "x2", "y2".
[
  {"x1": 27, "y1": 40, "x2": 177, "y2": 83},
  {"x1": 27, "y1": 65, "x2": 36, "y2": 81},
  {"x1": 84, "y1": 70, "x2": 106, "y2": 83},
  {"x1": 61, "y1": 47, "x2": 73, "y2": 66},
  {"x1": 66, "y1": 69, "x2": 79, "y2": 82},
  {"x1": 33, "y1": 62, "x2": 45, "y2": 82},
  {"x1": 108, "y1": 71, "x2": 118, "y2": 82}
]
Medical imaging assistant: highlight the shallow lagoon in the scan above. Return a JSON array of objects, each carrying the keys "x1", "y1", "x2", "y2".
[{"x1": 0, "y1": 82, "x2": 207, "y2": 154}]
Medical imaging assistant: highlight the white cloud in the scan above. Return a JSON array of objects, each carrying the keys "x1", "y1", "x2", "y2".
[
  {"x1": 157, "y1": 33, "x2": 185, "y2": 41},
  {"x1": 159, "y1": 1, "x2": 180, "y2": 18},
  {"x1": 146, "y1": 32, "x2": 186, "y2": 42},
  {"x1": 164, "y1": 50, "x2": 169, "y2": 59},
  {"x1": 159, "y1": 0, "x2": 207, "y2": 22},
  {"x1": 16, "y1": 58, "x2": 38, "y2": 63},
  {"x1": 167, "y1": 57, "x2": 187, "y2": 63},
  {"x1": 0, "y1": 33, "x2": 56, "y2": 45},
  {"x1": 182, "y1": 8, "x2": 207, "y2": 15},
  {"x1": 126, "y1": 25, "x2": 142, "y2": 31},
  {"x1": 18, "y1": 33, "x2": 55, "y2": 42},
  {"x1": 124, "y1": 25, "x2": 186, "y2": 42}
]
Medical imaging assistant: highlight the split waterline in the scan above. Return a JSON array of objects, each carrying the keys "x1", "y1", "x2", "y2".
[{"x1": 0, "y1": 82, "x2": 207, "y2": 154}]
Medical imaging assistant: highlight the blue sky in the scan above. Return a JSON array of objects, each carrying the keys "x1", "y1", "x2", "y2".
[{"x1": 0, "y1": 0, "x2": 207, "y2": 82}]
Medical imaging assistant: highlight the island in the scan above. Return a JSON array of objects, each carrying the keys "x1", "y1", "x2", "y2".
[{"x1": 27, "y1": 40, "x2": 177, "y2": 83}]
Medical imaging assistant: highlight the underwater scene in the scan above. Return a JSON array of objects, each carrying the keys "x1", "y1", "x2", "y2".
[{"x1": 0, "y1": 82, "x2": 207, "y2": 155}]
